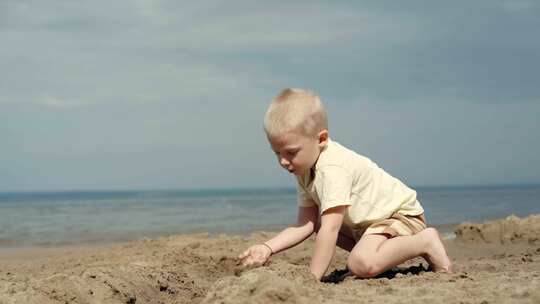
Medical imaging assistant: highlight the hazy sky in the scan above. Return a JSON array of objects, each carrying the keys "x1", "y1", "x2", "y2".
[{"x1": 1, "y1": 1, "x2": 539, "y2": 191}]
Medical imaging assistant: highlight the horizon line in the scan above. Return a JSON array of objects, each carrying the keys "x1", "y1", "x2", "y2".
[{"x1": 1, "y1": 181, "x2": 539, "y2": 195}]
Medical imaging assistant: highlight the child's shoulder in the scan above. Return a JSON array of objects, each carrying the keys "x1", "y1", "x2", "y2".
[{"x1": 317, "y1": 139, "x2": 373, "y2": 172}]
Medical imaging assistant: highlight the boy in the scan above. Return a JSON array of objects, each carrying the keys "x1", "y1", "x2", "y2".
[{"x1": 239, "y1": 88, "x2": 452, "y2": 281}]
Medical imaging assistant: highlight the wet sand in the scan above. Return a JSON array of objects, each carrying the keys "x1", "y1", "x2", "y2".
[{"x1": 1, "y1": 214, "x2": 540, "y2": 304}]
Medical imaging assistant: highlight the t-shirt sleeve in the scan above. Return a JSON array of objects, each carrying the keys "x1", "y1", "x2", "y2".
[
  {"x1": 296, "y1": 178, "x2": 316, "y2": 208},
  {"x1": 317, "y1": 165, "x2": 352, "y2": 213}
]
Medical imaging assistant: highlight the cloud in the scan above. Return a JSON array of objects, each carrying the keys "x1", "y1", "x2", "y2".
[
  {"x1": 497, "y1": 0, "x2": 538, "y2": 13},
  {"x1": 175, "y1": 8, "x2": 418, "y2": 51},
  {"x1": 33, "y1": 96, "x2": 91, "y2": 108}
]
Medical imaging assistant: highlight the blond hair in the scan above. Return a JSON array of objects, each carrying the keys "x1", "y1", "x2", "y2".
[{"x1": 264, "y1": 88, "x2": 328, "y2": 137}]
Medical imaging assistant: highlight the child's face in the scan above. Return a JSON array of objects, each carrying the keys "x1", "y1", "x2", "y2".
[{"x1": 267, "y1": 129, "x2": 328, "y2": 176}]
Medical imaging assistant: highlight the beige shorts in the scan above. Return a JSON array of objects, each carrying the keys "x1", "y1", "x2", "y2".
[{"x1": 351, "y1": 213, "x2": 427, "y2": 241}]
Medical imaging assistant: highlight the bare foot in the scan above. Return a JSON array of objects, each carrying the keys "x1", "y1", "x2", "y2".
[{"x1": 421, "y1": 228, "x2": 453, "y2": 273}]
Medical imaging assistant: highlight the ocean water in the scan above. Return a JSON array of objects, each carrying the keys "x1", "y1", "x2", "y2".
[{"x1": 1, "y1": 185, "x2": 539, "y2": 248}]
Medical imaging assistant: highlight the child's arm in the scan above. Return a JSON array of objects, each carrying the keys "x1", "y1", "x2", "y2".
[
  {"x1": 239, "y1": 205, "x2": 318, "y2": 266},
  {"x1": 265, "y1": 205, "x2": 319, "y2": 253},
  {"x1": 310, "y1": 206, "x2": 346, "y2": 281}
]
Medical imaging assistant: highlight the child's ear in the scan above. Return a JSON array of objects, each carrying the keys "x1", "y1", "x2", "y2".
[{"x1": 318, "y1": 130, "x2": 329, "y2": 148}]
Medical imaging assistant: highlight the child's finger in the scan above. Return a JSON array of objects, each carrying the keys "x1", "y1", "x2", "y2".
[
  {"x1": 242, "y1": 256, "x2": 253, "y2": 266},
  {"x1": 245, "y1": 255, "x2": 261, "y2": 267},
  {"x1": 238, "y1": 249, "x2": 250, "y2": 260},
  {"x1": 243, "y1": 255, "x2": 261, "y2": 267}
]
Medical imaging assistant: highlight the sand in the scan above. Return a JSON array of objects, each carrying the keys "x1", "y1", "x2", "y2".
[{"x1": 1, "y1": 214, "x2": 540, "y2": 304}]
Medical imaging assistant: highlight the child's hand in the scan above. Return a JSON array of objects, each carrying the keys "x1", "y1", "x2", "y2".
[{"x1": 238, "y1": 244, "x2": 272, "y2": 266}]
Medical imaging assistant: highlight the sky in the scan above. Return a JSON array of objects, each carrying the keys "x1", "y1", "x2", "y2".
[{"x1": 1, "y1": 1, "x2": 539, "y2": 192}]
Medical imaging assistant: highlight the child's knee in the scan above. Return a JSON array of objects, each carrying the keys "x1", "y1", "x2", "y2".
[
  {"x1": 419, "y1": 227, "x2": 440, "y2": 241},
  {"x1": 426, "y1": 227, "x2": 441, "y2": 237},
  {"x1": 346, "y1": 253, "x2": 380, "y2": 278}
]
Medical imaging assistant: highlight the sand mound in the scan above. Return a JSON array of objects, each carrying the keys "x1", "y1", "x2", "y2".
[
  {"x1": 202, "y1": 266, "x2": 317, "y2": 304},
  {"x1": 0, "y1": 234, "x2": 243, "y2": 304},
  {"x1": 455, "y1": 214, "x2": 540, "y2": 244}
]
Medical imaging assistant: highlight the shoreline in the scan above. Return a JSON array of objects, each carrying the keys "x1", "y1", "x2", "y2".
[{"x1": 0, "y1": 222, "x2": 460, "y2": 255}]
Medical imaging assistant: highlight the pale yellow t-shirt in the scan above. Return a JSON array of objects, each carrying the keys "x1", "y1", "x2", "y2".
[{"x1": 297, "y1": 139, "x2": 424, "y2": 228}]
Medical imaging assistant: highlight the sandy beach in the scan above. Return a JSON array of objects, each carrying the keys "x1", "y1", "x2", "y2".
[{"x1": 1, "y1": 214, "x2": 539, "y2": 304}]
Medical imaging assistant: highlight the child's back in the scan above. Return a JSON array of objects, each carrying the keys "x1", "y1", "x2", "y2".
[{"x1": 297, "y1": 139, "x2": 423, "y2": 228}]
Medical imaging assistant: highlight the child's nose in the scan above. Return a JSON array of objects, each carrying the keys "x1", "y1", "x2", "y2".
[{"x1": 279, "y1": 157, "x2": 290, "y2": 167}]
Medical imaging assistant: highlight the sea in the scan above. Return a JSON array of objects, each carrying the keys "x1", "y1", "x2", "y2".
[{"x1": 1, "y1": 184, "x2": 539, "y2": 248}]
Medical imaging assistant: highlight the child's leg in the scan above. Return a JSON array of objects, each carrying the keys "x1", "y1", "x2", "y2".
[{"x1": 347, "y1": 228, "x2": 452, "y2": 278}]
